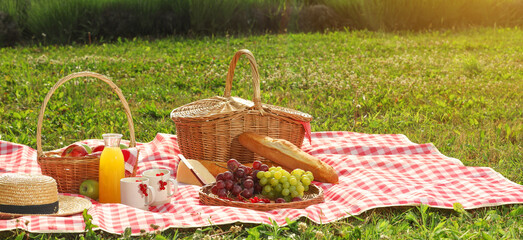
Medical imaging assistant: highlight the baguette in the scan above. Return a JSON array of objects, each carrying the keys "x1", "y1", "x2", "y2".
[{"x1": 238, "y1": 132, "x2": 338, "y2": 184}]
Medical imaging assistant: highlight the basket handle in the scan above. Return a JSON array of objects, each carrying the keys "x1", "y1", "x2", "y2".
[
  {"x1": 224, "y1": 49, "x2": 264, "y2": 113},
  {"x1": 36, "y1": 71, "x2": 137, "y2": 157}
]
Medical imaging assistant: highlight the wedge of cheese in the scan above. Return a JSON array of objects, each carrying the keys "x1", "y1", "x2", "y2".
[{"x1": 176, "y1": 159, "x2": 216, "y2": 186}]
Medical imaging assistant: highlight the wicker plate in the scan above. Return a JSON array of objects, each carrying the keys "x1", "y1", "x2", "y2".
[{"x1": 199, "y1": 183, "x2": 324, "y2": 211}]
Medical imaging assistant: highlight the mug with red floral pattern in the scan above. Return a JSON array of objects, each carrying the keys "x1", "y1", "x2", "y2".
[
  {"x1": 142, "y1": 169, "x2": 177, "y2": 206},
  {"x1": 120, "y1": 177, "x2": 155, "y2": 210}
]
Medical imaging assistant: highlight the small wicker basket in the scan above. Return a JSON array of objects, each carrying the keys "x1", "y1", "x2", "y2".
[
  {"x1": 36, "y1": 72, "x2": 138, "y2": 194},
  {"x1": 199, "y1": 183, "x2": 324, "y2": 211},
  {"x1": 171, "y1": 49, "x2": 312, "y2": 164}
]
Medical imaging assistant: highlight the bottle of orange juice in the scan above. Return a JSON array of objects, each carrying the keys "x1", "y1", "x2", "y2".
[{"x1": 99, "y1": 133, "x2": 125, "y2": 203}]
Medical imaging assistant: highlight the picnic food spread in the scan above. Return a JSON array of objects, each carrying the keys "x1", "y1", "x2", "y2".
[
  {"x1": 15, "y1": 49, "x2": 334, "y2": 218},
  {"x1": 167, "y1": 49, "x2": 331, "y2": 208},
  {"x1": 185, "y1": 136, "x2": 330, "y2": 206}
]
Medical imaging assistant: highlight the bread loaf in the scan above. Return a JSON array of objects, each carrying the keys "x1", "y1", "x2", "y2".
[{"x1": 238, "y1": 132, "x2": 338, "y2": 184}]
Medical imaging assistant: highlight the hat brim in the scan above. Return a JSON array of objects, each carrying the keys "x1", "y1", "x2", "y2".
[{"x1": 0, "y1": 195, "x2": 92, "y2": 219}]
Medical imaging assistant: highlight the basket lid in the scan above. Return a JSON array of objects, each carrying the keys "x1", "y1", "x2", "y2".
[{"x1": 170, "y1": 96, "x2": 312, "y2": 122}]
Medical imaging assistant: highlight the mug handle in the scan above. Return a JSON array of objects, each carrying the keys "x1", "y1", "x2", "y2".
[
  {"x1": 167, "y1": 178, "x2": 178, "y2": 197},
  {"x1": 146, "y1": 185, "x2": 156, "y2": 206}
]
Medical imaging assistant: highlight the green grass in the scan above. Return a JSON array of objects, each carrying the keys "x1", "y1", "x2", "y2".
[{"x1": 0, "y1": 27, "x2": 522, "y2": 239}]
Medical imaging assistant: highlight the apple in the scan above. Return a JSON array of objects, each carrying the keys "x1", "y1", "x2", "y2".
[
  {"x1": 92, "y1": 145, "x2": 105, "y2": 153},
  {"x1": 79, "y1": 143, "x2": 92, "y2": 154},
  {"x1": 61, "y1": 144, "x2": 89, "y2": 157},
  {"x1": 79, "y1": 179, "x2": 99, "y2": 200},
  {"x1": 120, "y1": 144, "x2": 129, "y2": 149}
]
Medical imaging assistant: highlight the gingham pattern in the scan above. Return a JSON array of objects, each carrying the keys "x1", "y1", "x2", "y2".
[{"x1": 1, "y1": 132, "x2": 522, "y2": 235}]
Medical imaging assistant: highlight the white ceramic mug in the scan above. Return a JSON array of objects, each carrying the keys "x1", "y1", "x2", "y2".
[
  {"x1": 143, "y1": 169, "x2": 178, "y2": 206},
  {"x1": 120, "y1": 177, "x2": 155, "y2": 210}
]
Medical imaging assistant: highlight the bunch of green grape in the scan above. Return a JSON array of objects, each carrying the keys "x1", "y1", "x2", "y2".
[{"x1": 256, "y1": 166, "x2": 314, "y2": 203}]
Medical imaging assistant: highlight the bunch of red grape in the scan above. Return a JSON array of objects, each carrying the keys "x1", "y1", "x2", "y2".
[{"x1": 211, "y1": 159, "x2": 268, "y2": 200}]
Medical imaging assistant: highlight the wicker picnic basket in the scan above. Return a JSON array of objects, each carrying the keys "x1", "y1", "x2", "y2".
[
  {"x1": 199, "y1": 183, "x2": 324, "y2": 211},
  {"x1": 36, "y1": 72, "x2": 138, "y2": 194},
  {"x1": 170, "y1": 49, "x2": 312, "y2": 164}
]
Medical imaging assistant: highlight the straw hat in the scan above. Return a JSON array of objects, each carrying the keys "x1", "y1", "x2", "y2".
[{"x1": 0, "y1": 173, "x2": 92, "y2": 219}]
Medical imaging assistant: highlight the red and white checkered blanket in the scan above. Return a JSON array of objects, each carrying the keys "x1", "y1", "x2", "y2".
[{"x1": 1, "y1": 132, "x2": 522, "y2": 235}]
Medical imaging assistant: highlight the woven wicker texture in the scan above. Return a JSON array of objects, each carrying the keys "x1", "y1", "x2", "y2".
[
  {"x1": 199, "y1": 183, "x2": 324, "y2": 211},
  {"x1": 54, "y1": 195, "x2": 91, "y2": 216},
  {"x1": 171, "y1": 49, "x2": 312, "y2": 163},
  {"x1": 36, "y1": 72, "x2": 138, "y2": 193},
  {"x1": 0, "y1": 195, "x2": 92, "y2": 219},
  {"x1": 0, "y1": 174, "x2": 58, "y2": 206}
]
